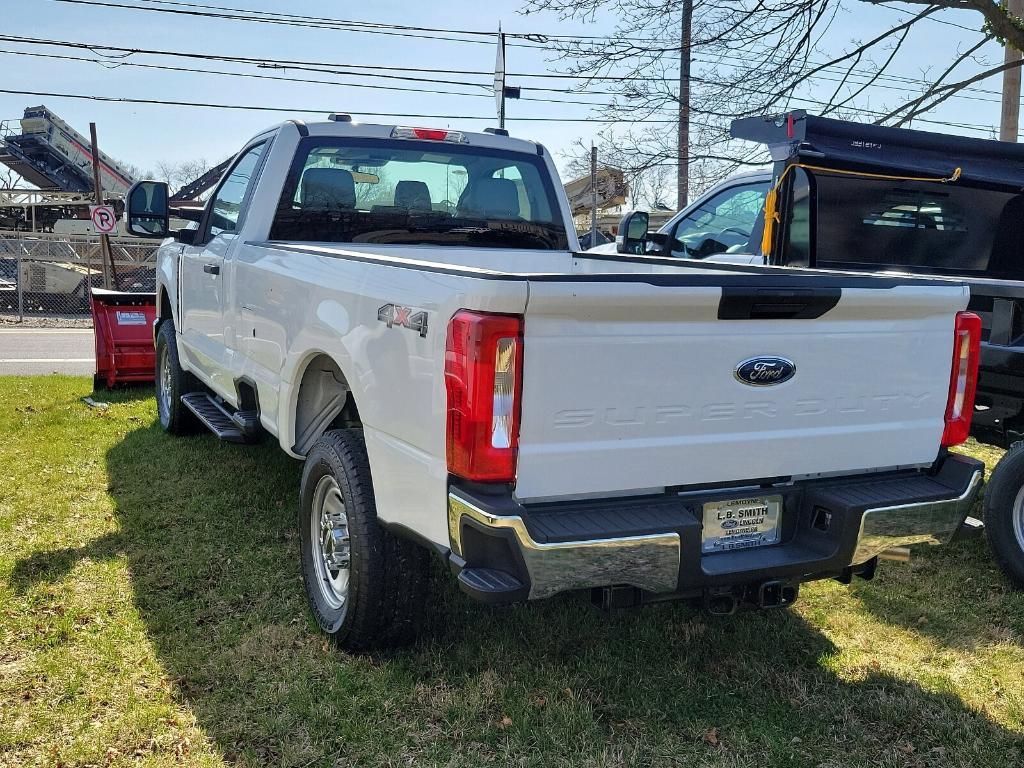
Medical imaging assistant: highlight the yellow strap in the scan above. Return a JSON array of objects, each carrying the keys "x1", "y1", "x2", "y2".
[{"x1": 760, "y1": 162, "x2": 962, "y2": 258}]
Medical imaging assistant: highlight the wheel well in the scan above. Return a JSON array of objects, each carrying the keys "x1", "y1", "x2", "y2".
[
  {"x1": 158, "y1": 286, "x2": 173, "y2": 324},
  {"x1": 292, "y1": 354, "x2": 361, "y2": 455}
]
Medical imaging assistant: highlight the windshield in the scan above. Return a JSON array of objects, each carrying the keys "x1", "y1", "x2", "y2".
[{"x1": 269, "y1": 137, "x2": 569, "y2": 250}]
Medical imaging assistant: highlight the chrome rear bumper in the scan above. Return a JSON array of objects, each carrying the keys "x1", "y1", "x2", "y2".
[
  {"x1": 447, "y1": 456, "x2": 984, "y2": 603},
  {"x1": 850, "y1": 468, "x2": 983, "y2": 565},
  {"x1": 447, "y1": 494, "x2": 680, "y2": 599}
]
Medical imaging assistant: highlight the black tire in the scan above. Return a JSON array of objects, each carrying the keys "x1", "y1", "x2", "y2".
[
  {"x1": 299, "y1": 429, "x2": 430, "y2": 651},
  {"x1": 984, "y1": 442, "x2": 1024, "y2": 589},
  {"x1": 155, "y1": 319, "x2": 200, "y2": 435}
]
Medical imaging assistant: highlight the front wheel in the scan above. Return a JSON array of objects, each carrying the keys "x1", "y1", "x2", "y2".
[
  {"x1": 984, "y1": 442, "x2": 1024, "y2": 589},
  {"x1": 154, "y1": 319, "x2": 199, "y2": 434},
  {"x1": 299, "y1": 429, "x2": 430, "y2": 651}
]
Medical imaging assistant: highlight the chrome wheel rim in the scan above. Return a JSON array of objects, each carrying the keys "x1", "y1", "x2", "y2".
[
  {"x1": 311, "y1": 475, "x2": 351, "y2": 611},
  {"x1": 157, "y1": 343, "x2": 172, "y2": 423},
  {"x1": 1012, "y1": 485, "x2": 1024, "y2": 555}
]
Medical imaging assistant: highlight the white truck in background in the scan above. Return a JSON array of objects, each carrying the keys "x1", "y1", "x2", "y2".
[{"x1": 127, "y1": 115, "x2": 983, "y2": 651}]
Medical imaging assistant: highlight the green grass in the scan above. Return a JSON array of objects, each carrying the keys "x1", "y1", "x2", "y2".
[{"x1": 1, "y1": 375, "x2": 1023, "y2": 767}]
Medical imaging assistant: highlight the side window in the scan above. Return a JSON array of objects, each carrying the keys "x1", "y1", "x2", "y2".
[
  {"x1": 207, "y1": 142, "x2": 267, "y2": 238},
  {"x1": 779, "y1": 169, "x2": 811, "y2": 266},
  {"x1": 669, "y1": 182, "x2": 769, "y2": 258}
]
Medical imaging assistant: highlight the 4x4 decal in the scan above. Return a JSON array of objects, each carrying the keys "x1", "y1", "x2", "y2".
[{"x1": 378, "y1": 303, "x2": 429, "y2": 337}]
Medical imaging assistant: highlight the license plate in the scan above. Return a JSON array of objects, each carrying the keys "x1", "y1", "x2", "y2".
[{"x1": 702, "y1": 495, "x2": 782, "y2": 553}]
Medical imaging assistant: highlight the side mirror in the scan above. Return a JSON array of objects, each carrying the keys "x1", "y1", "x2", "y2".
[
  {"x1": 615, "y1": 210, "x2": 649, "y2": 255},
  {"x1": 125, "y1": 181, "x2": 170, "y2": 239}
]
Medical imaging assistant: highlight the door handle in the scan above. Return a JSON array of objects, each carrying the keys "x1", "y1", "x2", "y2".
[{"x1": 203, "y1": 263, "x2": 221, "y2": 275}]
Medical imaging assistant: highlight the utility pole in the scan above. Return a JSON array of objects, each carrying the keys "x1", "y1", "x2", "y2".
[
  {"x1": 1001, "y1": 0, "x2": 1023, "y2": 142},
  {"x1": 89, "y1": 122, "x2": 118, "y2": 290},
  {"x1": 493, "y1": 25, "x2": 520, "y2": 129},
  {"x1": 589, "y1": 143, "x2": 598, "y2": 247},
  {"x1": 677, "y1": 0, "x2": 693, "y2": 208},
  {"x1": 497, "y1": 30, "x2": 506, "y2": 129}
]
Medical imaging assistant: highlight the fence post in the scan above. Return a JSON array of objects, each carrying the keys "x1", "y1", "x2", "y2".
[{"x1": 17, "y1": 255, "x2": 24, "y2": 322}]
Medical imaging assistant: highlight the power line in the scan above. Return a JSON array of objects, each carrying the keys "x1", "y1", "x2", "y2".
[
  {"x1": 50, "y1": 0, "x2": 548, "y2": 49},
  {"x1": 0, "y1": 33, "x2": 495, "y2": 81},
  {"x1": 0, "y1": 86, "x2": 1010, "y2": 138},
  {"x1": 43, "y1": 0, "x2": 1012, "y2": 103},
  {"x1": 1, "y1": 28, "x2": 1008, "y2": 134},
  {"x1": 0, "y1": 48, "x2": 613, "y2": 107},
  {"x1": 2, "y1": 32, "x2": 1005, "y2": 118},
  {"x1": 0, "y1": 86, "x2": 683, "y2": 122},
  {"x1": 1, "y1": 31, "x2": 1008, "y2": 101},
  {"x1": 82, "y1": 0, "x2": 995, "y2": 45},
  {"x1": 59, "y1": 0, "x2": 660, "y2": 47},
  {"x1": 0, "y1": 33, "x2": 1008, "y2": 133}
]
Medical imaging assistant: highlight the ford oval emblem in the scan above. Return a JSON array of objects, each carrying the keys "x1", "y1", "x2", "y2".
[{"x1": 734, "y1": 356, "x2": 796, "y2": 387}]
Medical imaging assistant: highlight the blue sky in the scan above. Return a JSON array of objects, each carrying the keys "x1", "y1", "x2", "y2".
[{"x1": 0, "y1": 0, "x2": 1016, "y2": 186}]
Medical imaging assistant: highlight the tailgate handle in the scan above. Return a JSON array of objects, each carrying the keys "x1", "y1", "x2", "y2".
[{"x1": 718, "y1": 287, "x2": 840, "y2": 320}]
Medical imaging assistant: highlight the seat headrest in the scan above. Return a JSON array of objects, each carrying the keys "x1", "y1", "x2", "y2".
[
  {"x1": 394, "y1": 180, "x2": 432, "y2": 211},
  {"x1": 300, "y1": 167, "x2": 356, "y2": 211},
  {"x1": 459, "y1": 178, "x2": 521, "y2": 219}
]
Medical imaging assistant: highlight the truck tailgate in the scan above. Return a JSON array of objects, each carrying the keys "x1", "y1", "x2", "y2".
[{"x1": 514, "y1": 280, "x2": 967, "y2": 501}]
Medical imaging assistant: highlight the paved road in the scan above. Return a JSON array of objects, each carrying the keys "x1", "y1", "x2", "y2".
[{"x1": 0, "y1": 328, "x2": 95, "y2": 375}]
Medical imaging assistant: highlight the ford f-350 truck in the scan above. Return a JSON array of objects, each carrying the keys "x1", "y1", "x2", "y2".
[{"x1": 126, "y1": 116, "x2": 983, "y2": 650}]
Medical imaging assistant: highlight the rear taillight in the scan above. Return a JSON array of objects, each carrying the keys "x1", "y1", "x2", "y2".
[
  {"x1": 941, "y1": 311, "x2": 981, "y2": 447},
  {"x1": 445, "y1": 310, "x2": 523, "y2": 483}
]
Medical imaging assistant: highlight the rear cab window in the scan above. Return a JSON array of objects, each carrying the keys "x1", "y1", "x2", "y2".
[{"x1": 268, "y1": 137, "x2": 569, "y2": 250}]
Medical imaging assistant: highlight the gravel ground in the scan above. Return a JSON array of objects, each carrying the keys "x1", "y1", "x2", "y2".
[{"x1": 0, "y1": 315, "x2": 93, "y2": 328}]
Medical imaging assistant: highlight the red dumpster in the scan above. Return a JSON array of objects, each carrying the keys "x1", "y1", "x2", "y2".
[{"x1": 90, "y1": 288, "x2": 157, "y2": 389}]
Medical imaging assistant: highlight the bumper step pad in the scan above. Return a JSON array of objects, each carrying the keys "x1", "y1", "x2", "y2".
[{"x1": 457, "y1": 567, "x2": 525, "y2": 601}]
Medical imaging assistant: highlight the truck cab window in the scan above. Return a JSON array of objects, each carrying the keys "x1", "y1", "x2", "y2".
[
  {"x1": 270, "y1": 137, "x2": 568, "y2": 250},
  {"x1": 207, "y1": 142, "x2": 267, "y2": 238},
  {"x1": 668, "y1": 182, "x2": 769, "y2": 258},
  {"x1": 779, "y1": 168, "x2": 812, "y2": 267}
]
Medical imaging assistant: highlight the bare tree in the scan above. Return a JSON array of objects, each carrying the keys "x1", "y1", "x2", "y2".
[
  {"x1": 0, "y1": 166, "x2": 29, "y2": 189},
  {"x1": 154, "y1": 158, "x2": 214, "y2": 195},
  {"x1": 522, "y1": 0, "x2": 1024, "y2": 204},
  {"x1": 121, "y1": 162, "x2": 157, "y2": 184}
]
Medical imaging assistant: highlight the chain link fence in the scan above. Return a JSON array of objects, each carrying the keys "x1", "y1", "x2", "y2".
[{"x1": 0, "y1": 232, "x2": 158, "y2": 321}]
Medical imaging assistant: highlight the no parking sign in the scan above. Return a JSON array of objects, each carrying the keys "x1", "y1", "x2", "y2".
[{"x1": 89, "y1": 204, "x2": 118, "y2": 235}]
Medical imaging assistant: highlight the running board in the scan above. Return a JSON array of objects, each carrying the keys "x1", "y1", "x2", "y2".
[{"x1": 181, "y1": 392, "x2": 259, "y2": 443}]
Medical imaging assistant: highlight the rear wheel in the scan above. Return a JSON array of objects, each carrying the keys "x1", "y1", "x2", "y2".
[
  {"x1": 299, "y1": 428, "x2": 430, "y2": 651},
  {"x1": 155, "y1": 319, "x2": 199, "y2": 435},
  {"x1": 984, "y1": 442, "x2": 1024, "y2": 589}
]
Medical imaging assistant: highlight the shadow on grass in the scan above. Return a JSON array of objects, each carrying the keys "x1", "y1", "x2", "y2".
[
  {"x1": 88, "y1": 383, "x2": 158, "y2": 405},
  {"x1": 851, "y1": 537, "x2": 1024, "y2": 650},
  {"x1": 14, "y1": 420, "x2": 1024, "y2": 765},
  {"x1": 8, "y1": 532, "x2": 124, "y2": 594}
]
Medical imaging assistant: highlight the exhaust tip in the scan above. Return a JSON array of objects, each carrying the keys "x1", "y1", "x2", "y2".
[
  {"x1": 705, "y1": 592, "x2": 738, "y2": 616},
  {"x1": 879, "y1": 546, "x2": 911, "y2": 563}
]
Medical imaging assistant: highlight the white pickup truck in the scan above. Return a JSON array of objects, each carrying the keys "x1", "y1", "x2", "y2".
[{"x1": 126, "y1": 116, "x2": 984, "y2": 651}]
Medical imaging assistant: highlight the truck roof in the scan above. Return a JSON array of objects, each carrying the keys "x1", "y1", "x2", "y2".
[{"x1": 256, "y1": 115, "x2": 544, "y2": 157}]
